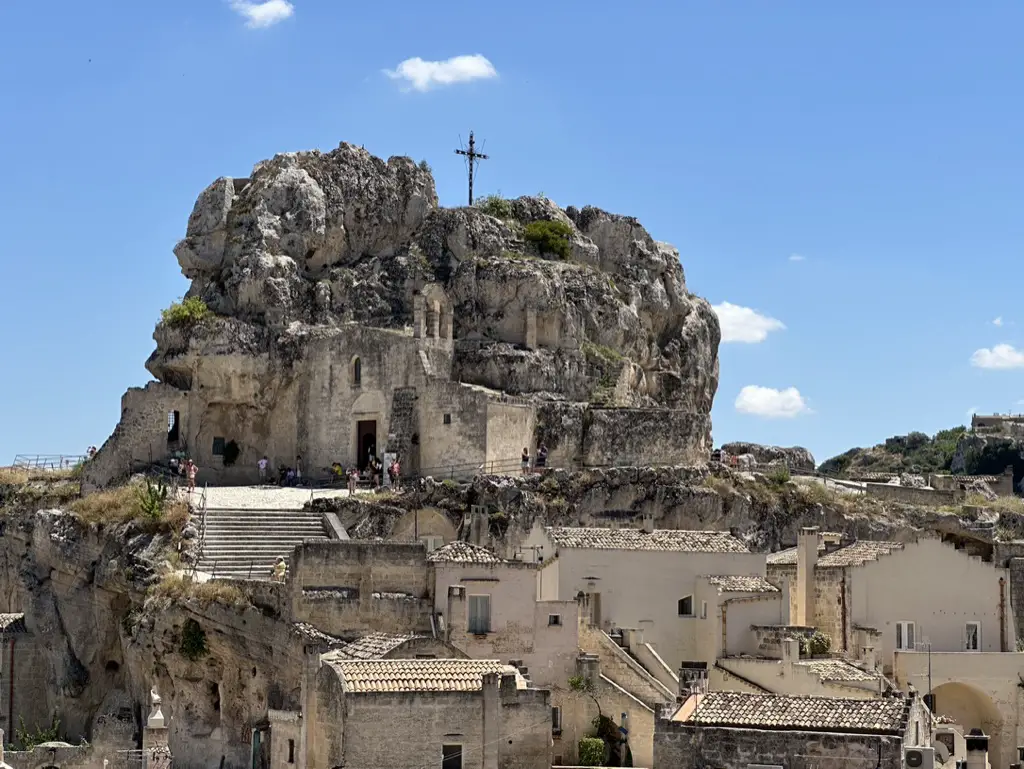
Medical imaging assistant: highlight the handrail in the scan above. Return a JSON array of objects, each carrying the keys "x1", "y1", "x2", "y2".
[
  {"x1": 189, "y1": 483, "x2": 209, "y2": 579},
  {"x1": 12, "y1": 454, "x2": 87, "y2": 470}
]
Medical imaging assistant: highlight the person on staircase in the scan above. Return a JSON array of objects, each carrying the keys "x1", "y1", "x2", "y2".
[
  {"x1": 258, "y1": 456, "x2": 269, "y2": 485},
  {"x1": 271, "y1": 557, "x2": 287, "y2": 582},
  {"x1": 388, "y1": 457, "x2": 401, "y2": 491}
]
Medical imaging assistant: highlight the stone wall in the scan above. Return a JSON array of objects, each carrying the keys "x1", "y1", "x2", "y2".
[
  {"x1": 298, "y1": 593, "x2": 434, "y2": 636},
  {"x1": 768, "y1": 563, "x2": 848, "y2": 651},
  {"x1": 84, "y1": 382, "x2": 189, "y2": 490},
  {"x1": 290, "y1": 541, "x2": 429, "y2": 596},
  {"x1": 582, "y1": 408, "x2": 710, "y2": 467},
  {"x1": 418, "y1": 380, "x2": 490, "y2": 477},
  {"x1": 863, "y1": 482, "x2": 961, "y2": 506},
  {"x1": 486, "y1": 402, "x2": 536, "y2": 468},
  {"x1": 653, "y1": 721, "x2": 905, "y2": 769}
]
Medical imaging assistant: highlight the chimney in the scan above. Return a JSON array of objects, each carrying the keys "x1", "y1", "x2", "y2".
[
  {"x1": 482, "y1": 672, "x2": 500, "y2": 769},
  {"x1": 781, "y1": 637, "x2": 799, "y2": 676},
  {"x1": 795, "y1": 526, "x2": 819, "y2": 626},
  {"x1": 964, "y1": 729, "x2": 988, "y2": 769},
  {"x1": 862, "y1": 643, "x2": 877, "y2": 671},
  {"x1": 447, "y1": 585, "x2": 467, "y2": 641},
  {"x1": 500, "y1": 672, "x2": 518, "y2": 705},
  {"x1": 641, "y1": 513, "x2": 654, "y2": 534}
]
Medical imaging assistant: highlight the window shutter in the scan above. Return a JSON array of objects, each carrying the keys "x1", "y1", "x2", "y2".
[
  {"x1": 896, "y1": 623, "x2": 903, "y2": 650},
  {"x1": 907, "y1": 622, "x2": 915, "y2": 649}
]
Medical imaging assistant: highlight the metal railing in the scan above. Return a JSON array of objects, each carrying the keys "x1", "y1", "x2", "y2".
[
  {"x1": 190, "y1": 483, "x2": 209, "y2": 579},
  {"x1": 12, "y1": 454, "x2": 87, "y2": 470}
]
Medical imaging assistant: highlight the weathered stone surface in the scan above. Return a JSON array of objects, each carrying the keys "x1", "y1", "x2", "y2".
[{"x1": 721, "y1": 442, "x2": 816, "y2": 473}]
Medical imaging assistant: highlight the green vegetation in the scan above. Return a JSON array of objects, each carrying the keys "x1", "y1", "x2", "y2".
[
  {"x1": 578, "y1": 738, "x2": 605, "y2": 767},
  {"x1": 475, "y1": 193, "x2": 515, "y2": 220},
  {"x1": 523, "y1": 219, "x2": 573, "y2": 260},
  {"x1": 14, "y1": 716, "x2": 60, "y2": 750},
  {"x1": 71, "y1": 481, "x2": 188, "y2": 535},
  {"x1": 418, "y1": 159, "x2": 432, "y2": 174},
  {"x1": 582, "y1": 341, "x2": 624, "y2": 364},
  {"x1": 766, "y1": 466, "x2": 792, "y2": 486},
  {"x1": 800, "y1": 630, "x2": 832, "y2": 657},
  {"x1": 161, "y1": 296, "x2": 211, "y2": 328},
  {"x1": 819, "y1": 426, "x2": 967, "y2": 477},
  {"x1": 179, "y1": 618, "x2": 209, "y2": 661},
  {"x1": 150, "y1": 573, "x2": 249, "y2": 609}
]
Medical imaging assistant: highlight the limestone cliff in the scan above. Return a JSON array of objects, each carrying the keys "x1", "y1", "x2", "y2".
[{"x1": 165, "y1": 144, "x2": 718, "y2": 412}]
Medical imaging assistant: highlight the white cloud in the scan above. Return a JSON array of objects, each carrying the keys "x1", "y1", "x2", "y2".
[
  {"x1": 789, "y1": 254, "x2": 806, "y2": 262},
  {"x1": 231, "y1": 0, "x2": 294, "y2": 28},
  {"x1": 385, "y1": 54, "x2": 497, "y2": 92},
  {"x1": 993, "y1": 316, "x2": 1004, "y2": 327},
  {"x1": 966, "y1": 406, "x2": 978, "y2": 421},
  {"x1": 735, "y1": 385, "x2": 810, "y2": 418},
  {"x1": 712, "y1": 302, "x2": 785, "y2": 344},
  {"x1": 970, "y1": 344, "x2": 1024, "y2": 370}
]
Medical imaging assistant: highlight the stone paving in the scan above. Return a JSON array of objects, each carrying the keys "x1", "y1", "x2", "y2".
[{"x1": 181, "y1": 485, "x2": 358, "y2": 510}]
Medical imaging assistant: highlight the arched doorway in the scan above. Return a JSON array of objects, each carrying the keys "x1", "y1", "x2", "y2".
[{"x1": 931, "y1": 682, "x2": 1003, "y2": 762}]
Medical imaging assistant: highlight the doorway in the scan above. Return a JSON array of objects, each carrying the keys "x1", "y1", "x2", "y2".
[{"x1": 357, "y1": 420, "x2": 377, "y2": 470}]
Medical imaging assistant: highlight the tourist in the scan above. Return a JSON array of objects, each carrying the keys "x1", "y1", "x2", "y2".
[
  {"x1": 272, "y1": 557, "x2": 287, "y2": 582},
  {"x1": 521, "y1": 448, "x2": 530, "y2": 475},
  {"x1": 284, "y1": 467, "x2": 296, "y2": 487},
  {"x1": 185, "y1": 459, "x2": 197, "y2": 492},
  {"x1": 331, "y1": 462, "x2": 345, "y2": 484},
  {"x1": 388, "y1": 457, "x2": 401, "y2": 490},
  {"x1": 295, "y1": 455, "x2": 303, "y2": 483},
  {"x1": 536, "y1": 444, "x2": 548, "y2": 472},
  {"x1": 371, "y1": 456, "x2": 381, "y2": 489},
  {"x1": 347, "y1": 467, "x2": 358, "y2": 495},
  {"x1": 258, "y1": 456, "x2": 269, "y2": 485}
]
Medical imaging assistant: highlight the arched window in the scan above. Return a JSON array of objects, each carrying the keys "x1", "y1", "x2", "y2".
[
  {"x1": 678, "y1": 596, "x2": 694, "y2": 617},
  {"x1": 352, "y1": 357, "x2": 362, "y2": 387}
]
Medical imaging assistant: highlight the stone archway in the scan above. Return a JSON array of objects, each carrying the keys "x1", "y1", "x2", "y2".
[{"x1": 931, "y1": 681, "x2": 1003, "y2": 762}]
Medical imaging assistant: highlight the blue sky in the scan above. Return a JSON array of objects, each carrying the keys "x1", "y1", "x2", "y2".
[{"x1": 1, "y1": 1, "x2": 1022, "y2": 467}]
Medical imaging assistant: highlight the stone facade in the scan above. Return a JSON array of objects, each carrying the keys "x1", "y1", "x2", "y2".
[
  {"x1": 653, "y1": 690, "x2": 930, "y2": 769},
  {"x1": 301, "y1": 654, "x2": 552, "y2": 769}
]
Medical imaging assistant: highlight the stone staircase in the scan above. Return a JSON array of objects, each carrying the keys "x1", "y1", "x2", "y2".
[
  {"x1": 387, "y1": 387, "x2": 417, "y2": 463},
  {"x1": 196, "y1": 508, "x2": 328, "y2": 580}
]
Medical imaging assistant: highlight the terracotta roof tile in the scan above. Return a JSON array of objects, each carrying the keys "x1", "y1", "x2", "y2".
[
  {"x1": 546, "y1": 527, "x2": 748, "y2": 553},
  {"x1": 427, "y1": 541, "x2": 503, "y2": 564},
  {"x1": 327, "y1": 659, "x2": 525, "y2": 693},
  {"x1": 767, "y1": 541, "x2": 903, "y2": 568},
  {"x1": 334, "y1": 633, "x2": 423, "y2": 660},
  {"x1": 0, "y1": 614, "x2": 26, "y2": 634},
  {"x1": 704, "y1": 575, "x2": 779, "y2": 593},
  {"x1": 796, "y1": 660, "x2": 878, "y2": 683},
  {"x1": 677, "y1": 691, "x2": 906, "y2": 734}
]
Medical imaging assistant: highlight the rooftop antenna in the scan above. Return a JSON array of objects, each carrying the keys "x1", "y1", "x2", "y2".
[{"x1": 455, "y1": 131, "x2": 489, "y2": 207}]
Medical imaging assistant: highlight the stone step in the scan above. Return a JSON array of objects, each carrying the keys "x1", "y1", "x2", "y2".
[{"x1": 203, "y1": 524, "x2": 326, "y2": 533}]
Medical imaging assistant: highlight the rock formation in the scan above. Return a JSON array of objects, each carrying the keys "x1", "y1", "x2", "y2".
[
  {"x1": 720, "y1": 442, "x2": 816, "y2": 473},
  {"x1": 87, "y1": 143, "x2": 720, "y2": 489}
]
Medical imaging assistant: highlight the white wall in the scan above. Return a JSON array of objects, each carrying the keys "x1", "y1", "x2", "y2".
[{"x1": 852, "y1": 537, "x2": 1013, "y2": 667}]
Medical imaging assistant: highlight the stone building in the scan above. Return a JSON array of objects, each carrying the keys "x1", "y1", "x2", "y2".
[
  {"x1": 653, "y1": 689, "x2": 931, "y2": 769},
  {"x1": 0, "y1": 613, "x2": 50, "y2": 743},
  {"x1": 429, "y1": 540, "x2": 673, "y2": 768},
  {"x1": 524, "y1": 520, "x2": 768, "y2": 670},
  {"x1": 298, "y1": 655, "x2": 552, "y2": 769},
  {"x1": 84, "y1": 143, "x2": 721, "y2": 491},
  {"x1": 768, "y1": 527, "x2": 1022, "y2": 766}
]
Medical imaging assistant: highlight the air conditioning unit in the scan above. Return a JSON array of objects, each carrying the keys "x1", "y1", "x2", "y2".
[{"x1": 904, "y1": 747, "x2": 935, "y2": 769}]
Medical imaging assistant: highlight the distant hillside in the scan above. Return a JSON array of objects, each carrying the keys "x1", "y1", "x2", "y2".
[{"x1": 818, "y1": 427, "x2": 967, "y2": 477}]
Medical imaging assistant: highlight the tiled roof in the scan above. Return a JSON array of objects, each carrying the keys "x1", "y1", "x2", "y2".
[
  {"x1": 334, "y1": 633, "x2": 423, "y2": 660},
  {"x1": 677, "y1": 691, "x2": 906, "y2": 734},
  {"x1": 327, "y1": 659, "x2": 526, "y2": 693},
  {"x1": 0, "y1": 614, "x2": 27, "y2": 634},
  {"x1": 796, "y1": 660, "x2": 878, "y2": 683},
  {"x1": 427, "y1": 541, "x2": 503, "y2": 564},
  {"x1": 704, "y1": 575, "x2": 779, "y2": 593},
  {"x1": 767, "y1": 541, "x2": 904, "y2": 568},
  {"x1": 545, "y1": 527, "x2": 748, "y2": 553}
]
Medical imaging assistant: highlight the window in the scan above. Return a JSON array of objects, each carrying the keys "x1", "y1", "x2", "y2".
[
  {"x1": 167, "y1": 411, "x2": 180, "y2": 443},
  {"x1": 551, "y1": 706, "x2": 562, "y2": 735},
  {"x1": 965, "y1": 621, "x2": 981, "y2": 651},
  {"x1": 443, "y1": 413, "x2": 452, "y2": 425},
  {"x1": 896, "y1": 621, "x2": 916, "y2": 651},
  {"x1": 468, "y1": 595, "x2": 491, "y2": 634},
  {"x1": 548, "y1": 614, "x2": 562, "y2": 626},
  {"x1": 700, "y1": 601, "x2": 708, "y2": 619},
  {"x1": 352, "y1": 357, "x2": 362, "y2": 387},
  {"x1": 442, "y1": 744, "x2": 463, "y2": 769},
  {"x1": 678, "y1": 596, "x2": 694, "y2": 617},
  {"x1": 288, "y1": 739, "x2": 295, "y2": 764},
  {"x1": 212, "y1": 437, "x2": 226, "y2": 456}
]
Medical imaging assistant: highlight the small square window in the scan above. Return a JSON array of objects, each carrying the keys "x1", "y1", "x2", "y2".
[
  {"x1": 443, "y1": 413, "x2": 452, "y2": 425},
  {"x1": 548, "y1": 614, "x2": 562, "y2": 626},
  {"x1": 212, "y1": 437, "x2": 225, "y2": 456}
]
